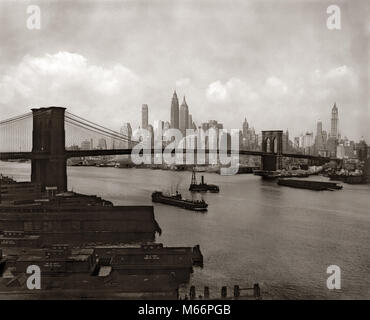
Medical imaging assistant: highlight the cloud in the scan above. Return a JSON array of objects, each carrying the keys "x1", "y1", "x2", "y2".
[
  {"x1": 265, "y1": 76, "x2": 288, "y2": 94},
  {"x1": 0, "y1": 52, "x2": 142, "y2": 127},
  {"x1": 206, "y1": 80, "x2": 228, "y2": 102},
  {"x1": 203, "y1": 65, "x2": 362, "y2": 138},
  {"x1": 206, "y1": 78, "x2": 259, "y2": 104}
]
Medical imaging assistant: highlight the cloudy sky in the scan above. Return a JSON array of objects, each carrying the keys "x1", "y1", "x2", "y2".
[{"x1": 0, "y1": 0, "x2": 369, "y2": 140}]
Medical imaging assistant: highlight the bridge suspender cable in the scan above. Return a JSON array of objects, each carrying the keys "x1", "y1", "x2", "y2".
[{"x1": 65, "y1": 118, "x2": 131, "y2": 143}]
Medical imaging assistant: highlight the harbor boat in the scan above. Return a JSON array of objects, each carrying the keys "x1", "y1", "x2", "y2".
[
  {"x1": 254, "y1": 170, "x2": 309, "y2": 180},
  {"x1": 193, "y1": 166, "x2": 207, "y2": 173},
  {"x1": 189, "y1": 171, "x2": 219, "y2": 193},
  {"x1": 253, "y1": 170, "x2": 281, "y2": 180},
  {"x1": 237, "y1": 166, "x2": 259, "y2": 174},
  {"x1": 277, "y1": 179, "x2": 343, "y2": 191},
  {"x1": 328, "y1": 173, "x2": 366, "y2": 184},
  {"x1": 152, "y1": 191, "x2": 208, "y2": 211}
]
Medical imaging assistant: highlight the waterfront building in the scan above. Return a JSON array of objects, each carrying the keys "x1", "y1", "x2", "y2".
[
  {"x1": 299, "y1": 132, "x2": 314, "y2": 155},
  {"x1": 97, "y1": 138, "x2": 107, "y2": 150},
  {"x1": 282, "y1": 130, "x2": 289, "y2": 153},
  {"x1": 241, "y1": 118, "x2": 258, "y2": 150},
  {"x1": 294, "y1": 137, "x2": 300, "y2": 150},
  {"x1": 355, "y1": 139, "x2": 368, "y2": 161},
  {"x1": 81, "y1": 140, "x2": 91, "y2": 150},
  {"x1": 314, "y1": 120, "x2": 328, "y2": 156},
  {"x1": 119, "y1": 122, "x2": 132, "y2": 148},
  {"x1": 336, "y1": 144, "x2": 345, "y2": 159},
  {"x1": 327, "y1": 137, "x2": 338, "y2": 157}
]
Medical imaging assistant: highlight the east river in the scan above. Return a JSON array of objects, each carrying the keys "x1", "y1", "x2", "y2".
[{"x1": 1, "y1": 161, "x2": 369, "y2": 299}]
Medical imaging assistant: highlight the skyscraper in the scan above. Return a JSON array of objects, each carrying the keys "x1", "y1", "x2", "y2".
[
  {"x1": 242, "y1": 118, "x2": 249, "y2": 138},
  {"x1": 179, "y1": 96, "x2": 189, "y2": 135},
  {"x1": 170, "y1": 91, "x2": 179, "y2": 129},
  {"x1": 330, "y1": 103, "x2": 339, "y2": 138},
  {"x1": 188, "y1": 114, "x2": 193, "y2": 130},
  {"x1": 142, "y1": 104, "x2": 148, "y2": 130},
  {"x1": 316, "y1": 120, "x2": 323, "y2": 136},
  {"x1": 315, "y1": 120, "x2": 324, "y2": 154},
  {"x1": 120, "y1": 122, "x2": 132, "y2": 148}
]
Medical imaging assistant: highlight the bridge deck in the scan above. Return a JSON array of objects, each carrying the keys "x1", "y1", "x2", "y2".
[{"x1": 0, "y1": 149, "x2": 332, "y2": 161}]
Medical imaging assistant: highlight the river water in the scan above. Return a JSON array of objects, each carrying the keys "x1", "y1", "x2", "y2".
[{"x1": 1, "y1": 161, "x2": 369, "y2": 299}]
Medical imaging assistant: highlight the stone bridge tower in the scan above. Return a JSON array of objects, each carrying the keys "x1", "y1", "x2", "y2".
[
  {"x1": 31, "y1": 107, "x2": 67, "y2": 192},
  {"x1": 261, "y1": 130, "x2": 283, "y2": 171}
]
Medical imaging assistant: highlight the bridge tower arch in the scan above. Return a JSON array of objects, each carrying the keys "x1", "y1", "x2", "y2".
[
  {"x1": 261, "y1": 130, "x2": 283, "y2": 171},
  {"x1": 31, "y1": 107, "x2": 67, "y2": 192}
]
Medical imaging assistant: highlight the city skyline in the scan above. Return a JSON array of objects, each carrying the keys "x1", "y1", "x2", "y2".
[{"x1": 0, "y1": 1, "x2": 368, "y2": 141}]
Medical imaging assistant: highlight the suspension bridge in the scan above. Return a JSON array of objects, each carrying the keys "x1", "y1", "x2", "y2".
[{"x1": 0, "y1": 107, "x2": 332, "y2": 192}]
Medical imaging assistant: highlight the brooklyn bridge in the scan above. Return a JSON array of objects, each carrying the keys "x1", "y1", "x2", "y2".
[{"x1": 0, "y1": 107, "x2": 333, "y2": 192}]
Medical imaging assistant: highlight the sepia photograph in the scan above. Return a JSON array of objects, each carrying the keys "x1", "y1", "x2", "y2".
[{"x1": 0, "y1": 0, "x2": 369, "y2": 311}]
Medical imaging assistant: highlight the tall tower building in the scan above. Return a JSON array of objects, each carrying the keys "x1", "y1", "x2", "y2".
[
  {"x1": 316, "y1": 120, "x2": 322, "y2": 136},
  {"x1": 330, "y1": 103, "x2": 339, "y2": 138},
  {"x1": 179, "y1": 96, "x2": 189, "y2": 135},
  {"x1": 142, "y1": 104, "x2": 149, "y2": 130},
  {"x1": 315, "y1": 120, "x2": 324, "y2": 155},
  {"x1": 242, "y1": 118, "x2": 249, "y2": 138},
  {"x1": 170, "y1": 91, "x2": 179, "y2": 129}
]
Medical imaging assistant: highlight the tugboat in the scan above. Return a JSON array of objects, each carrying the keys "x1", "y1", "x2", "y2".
[
  {"x1": 151, "y1": 191, "x2": 208, "y2": 212},
  {"x1": 189, "y1": 170, "x2": 219, "y2": 193}
]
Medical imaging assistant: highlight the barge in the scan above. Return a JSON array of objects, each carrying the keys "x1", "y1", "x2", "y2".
[
  {"x1": 152, "y1": 191, "x2": 208, "y2": 211},
  {"x1": 254, "y1": 170, "x2": 309, "y2": 180},
  {"x1": 277, "y1": 179, "x2": 343, "y2": 191}
]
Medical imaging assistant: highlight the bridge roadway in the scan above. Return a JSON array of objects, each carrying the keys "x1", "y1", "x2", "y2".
[{"x1": 0, "y1": 149, "x2": 332, "y2": 162}]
